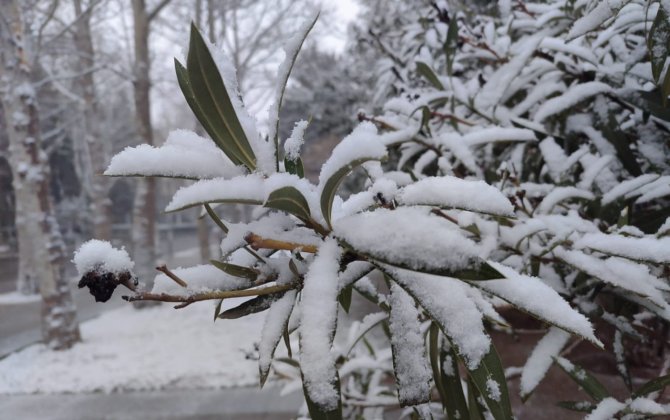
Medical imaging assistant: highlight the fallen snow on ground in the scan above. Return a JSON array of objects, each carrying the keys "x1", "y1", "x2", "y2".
[
  {"x1": 0, "y1": 300, "x2": 265, "y2": 394},
  {"x1": 0, "y1": 292, "x2": 41, "y2": 305}
]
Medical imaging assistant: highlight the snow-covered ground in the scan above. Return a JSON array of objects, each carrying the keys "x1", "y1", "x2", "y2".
[
  {"x1": 0, "y1": 292, "x2": 41, "y2": 305},
  {"x1": 0, "y1": 298, "x2": 267, "y2": 394}
]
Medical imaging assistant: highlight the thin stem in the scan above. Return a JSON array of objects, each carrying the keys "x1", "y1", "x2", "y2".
[
  {"x1": 245, "y1": 233, "x2": 318, "y2": 254},
  {"x1": 156, "y1": 265, "x2": 187, "y2": 287},
  {"x1": 123, "y1": 282, "x2": 295, "y2": 305}
]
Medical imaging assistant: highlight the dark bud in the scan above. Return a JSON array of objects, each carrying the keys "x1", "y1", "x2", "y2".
[{"x1": 78, "y1": 270, "x2": 135, "y2": 302}]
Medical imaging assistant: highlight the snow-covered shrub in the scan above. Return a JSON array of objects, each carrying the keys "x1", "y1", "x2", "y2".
[
  {"x1": 350, "y1": 0, "x2": 670, "y2": 416},
  {"x1": 75, "y1": 2, "x2": 670, "y2": 418}
]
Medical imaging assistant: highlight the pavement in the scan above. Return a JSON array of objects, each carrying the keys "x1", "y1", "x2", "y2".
[{"x1": 0, "y1": 387, "x2": 303, "y2": 420}]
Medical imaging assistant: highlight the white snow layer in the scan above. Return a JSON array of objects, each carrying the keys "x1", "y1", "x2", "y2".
[
  {"x1": 259, "y1": 289, "x2": 297, "y2": 380},
  {"x1": 388, "y1": 282, "x2": 432, "y2": 404},
  {"x1": 584, "y1": 397, "x2": 626, "y2": 420},
  {"x1": 0, "y1": 302, "x2": 263, "y2": 394},
  {"x1": 104, "y1": 130, "x2": 243, "y2": 179},
  {"x1": 388, "y1": 267, "x2": 491, "y2": 369},
  {"x1": 73, "y1": 240, "x2": 134, "y2": 276},
  {"x1": 151, "y1": 264, "x2": 250, "y2": 296},
  {"x1": 334, "y1": 207, "x2": 481, "y2": 274},
  {"x1": 299, "y1": 238, "x2": 342, "y2": 410},
  {"x1": 475, "y1": 262, "x2": 600, "y2": 346},
  {"x1": 574, "y1": 233, "x2": 670, "y2": 263},
  {"x1": 284, "y1": 120, "x2": 308, "y2": 161},
  {"x1": 520, "y1": 327, "x2": 570, "y2": 398},
  {"x1": 397, "y1": 176, "x2": 514, "y2": 216},
  {"x1": 533, "y1": 82, "x2": 612, "y2": 123}
]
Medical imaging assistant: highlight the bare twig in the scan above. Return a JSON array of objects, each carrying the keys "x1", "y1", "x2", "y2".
[
  {"x1": 122, "y1": 282, "x2": 296, "y2": 306},
  {"x1": 244, "y1": 233, "x2": 319, "y2": 254},
  {"x1": 156, "y1": 265, "x2": 187, "y2": 287}
]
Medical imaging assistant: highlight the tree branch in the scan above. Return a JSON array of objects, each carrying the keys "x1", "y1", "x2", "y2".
[
  {"x1": 122, "y1": 282, "x2": 296, "y2": 306},
  {"x1": 244, "y1": 233, "x2": 318, "y2": 253},
  {"x1": 147, "y1": 0, "x2": 172, "y2": 22}
]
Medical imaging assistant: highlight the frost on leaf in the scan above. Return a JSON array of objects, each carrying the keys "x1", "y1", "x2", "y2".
[
  {"x1": 520, "y1": 327, "x2": 570, "y2": 399},
  {"x1": 388, "y1": 282, "x2": 432, "y2": 406},
  {"x1": 299, "y1": 238, "x2": 342, "y2": 411},
  {"x1": 386, "y1": 266, "x2": 491, "y2": 369},
  {"x1": 334, "y1": 207, "x2": 483, "y2": 277}
]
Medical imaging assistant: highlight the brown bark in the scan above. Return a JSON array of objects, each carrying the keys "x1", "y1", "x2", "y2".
[
  {"x1": 73, "y1": 0, "x2": 111, "y2": 240},
  {"x1": 0, "y1": 0, "x2": 80, "y2": 349},
  {"x1": 130, "y1": 0, "x2": 158, "y2": 282}
]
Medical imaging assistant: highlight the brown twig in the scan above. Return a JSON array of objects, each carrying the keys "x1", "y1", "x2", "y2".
[
  {"x1": 156, "y1": 265, "x2": 188, "y2": 288},
  {"x1": 430, "y1": 111, "x2": 475, "y2": 126},
  {"x1": 123, "y1": 282, "x2": 296, "y2": 306},
  {"x1": 244, "y1": 233, "x2": 319, "y2": 254}
]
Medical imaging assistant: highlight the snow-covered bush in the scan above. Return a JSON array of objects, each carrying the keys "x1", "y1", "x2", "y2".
[
  {"x1": 349, "y1": 0, "x2": 670, "y2": 416},
  {"x1": 75, "y1": 2, "x2": 670, "y2": 418}
]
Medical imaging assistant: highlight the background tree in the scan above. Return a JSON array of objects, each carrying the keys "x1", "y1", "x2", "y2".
[{"x1": 0, "y1": 0, "x2": 80, "y2": 349}]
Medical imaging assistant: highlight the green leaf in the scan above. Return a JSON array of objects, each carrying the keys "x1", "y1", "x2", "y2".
[
  {"x1": 599, "y1": 114, "x2": 643, "y2": 176},
  {"x1": 204, "y1": 203, "x2": 229, "y2": 233},
  {"x1": 554, "y1": 357, "x2": 610, "y2": 401},
  {"x1": 620, "y1": 89, "x2": 670, "y2": 123},
  {"x1": 439, "y1": 335, "x2": 470, "y2": 420},
  {"x1": 270, "y1": 12, "x2": 319, "y2": 169},
  {"x1": 662, "y1": 64, "x2": 670, "y2": 107},
  {"x1": 210, "y1": 260, "x2": 258, "y2": 280},
  {"x1": 338, "y1": 284, "x2": 353, "y2": 313},
  {"x1": 443, "y1": 20, "x2": 459, "y2": 76},
  {"x1": 556, "y1": 401, "x2": 596, "y2": 412},
  {"x1": 259, "y1": 290, "x2": 298, "y2": 387},
  {"x1": 613, "y1": 331, "x2": 632, "y2": 391},
  {"x1": 362, "y1": 250, "x2": 503, "y2": 281},
  {"x1": 303, "y1": 372, "x2": 343, "y2": 420},
  {"x1": 648, "y1": 4, "x2": 670, "y2": 84},
  {"x1": 264, "y1": 186, "x2": 311, "y2": 221},
  {"x1": 284, "y1": 156, "x2": 305, "y2": 178},
  {"x1": 632, "y1": 373, "x2": 670, "y2": 398},
  {"x1": 320, "y1": 157, "x2": 383, "y2": 227},
  {"x1": 467, "y1": 345, "x2": 513, "y2": 420},
  {"x1": 467, "y1": 378, "x2": 487, "y2": 420},
  {"x1": 185, "y1": 24, "x2": 257, "y2": 170},
  {"x1": 416, "y1": 61, "x2": 444, "y2": 90},
  {"x1": 218, "y1": 293, "x2": 280, "y2": 319},
  {"x1": 213, "y1": 299, "x2": 223, "y2": 321}
]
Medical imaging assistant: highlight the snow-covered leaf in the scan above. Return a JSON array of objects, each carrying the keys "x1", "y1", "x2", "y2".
[
  {"x1": 335, "y1": 207, "x2": 503, "y2": 280},
  {"x1": 520, "y1": 327, "x2": 570, "y2": 400},
  {"x1": 554, "y1": 357, "x2": 609, "y2": 401},
  {"x1": 299, "y1": 238, "x2": 342, "y2": 412},
  {"x1": 319, "y1": 122, "x2": 387, "y2": 227},
  {"x1": 259, "y1": 290, "x2": 297, "y2": 387},
  {"x1": 388, "y1": 282, "x2": 432, "y2": 406},
  {"x1": 470, "y1": 262, "x2": 600, "y2": 347},
  {"x1": 467, "y1": 345, "x2": 513, "y2": 420},
  {"x1": 396, "y1": 176, "x2": 514, "y2": 216}
]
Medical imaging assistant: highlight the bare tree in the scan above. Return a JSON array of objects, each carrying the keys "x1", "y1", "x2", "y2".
[
  {"x1": 130, "y1": 0, "x2": 171, "y2": 282},
  {"x1": 0, "y1": 0, "x2": 80, "y2": 349},
  {"x1": 72, "y1": 0, "x2": 111, "y2": 240}
]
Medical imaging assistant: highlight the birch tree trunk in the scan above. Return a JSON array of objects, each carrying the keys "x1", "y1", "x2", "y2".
[
  {"x1": 0, "y1": 0, "x2": 80, "y2": 349},
  {"x1": 73, "y1": 0, "x2": 111, "y2": 240}
]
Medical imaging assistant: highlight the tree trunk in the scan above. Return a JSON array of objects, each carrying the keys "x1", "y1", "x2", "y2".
[
  {"x1": 73, "y1": 0, "x2": 111, "y2": 240},
  {"x1": 131, "y1": 0, "x2": 157, "y2": 283},
  {"x1": 0, "y1": 0, "x2": 80, "y2": 349}
]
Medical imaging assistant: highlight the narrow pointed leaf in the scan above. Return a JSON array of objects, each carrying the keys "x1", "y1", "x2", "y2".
[
  {"x1": 265, "y1": 186, "x2": 311, "y2": 221},
  {"x1": 554, "y1": 357, "x2": 609, "y2": 401},
  {"x1": 218, "y1": 293, "x2": 281, "y2": 320},
  {"x1": 416, "y1": 61, "x2": 444, "y2": 90},
  {"x1": 259, "y1": 290, "x2": 297, "y2": 387},
  {"x1": 440, "y1": 340, "x2": 470, "y2": 420},
  {"x1": 210, "y1": 260, "x2": 258, "y2": 280},
  {"x1": 186, "y1": 24, "x2": 256, "y2": 169},
  {"x1": 632, "y1": 374, "x2": 670, "y2": 398},
  {"x1": 467, "y1": 345, "x2": 513, "y2": 420}
]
